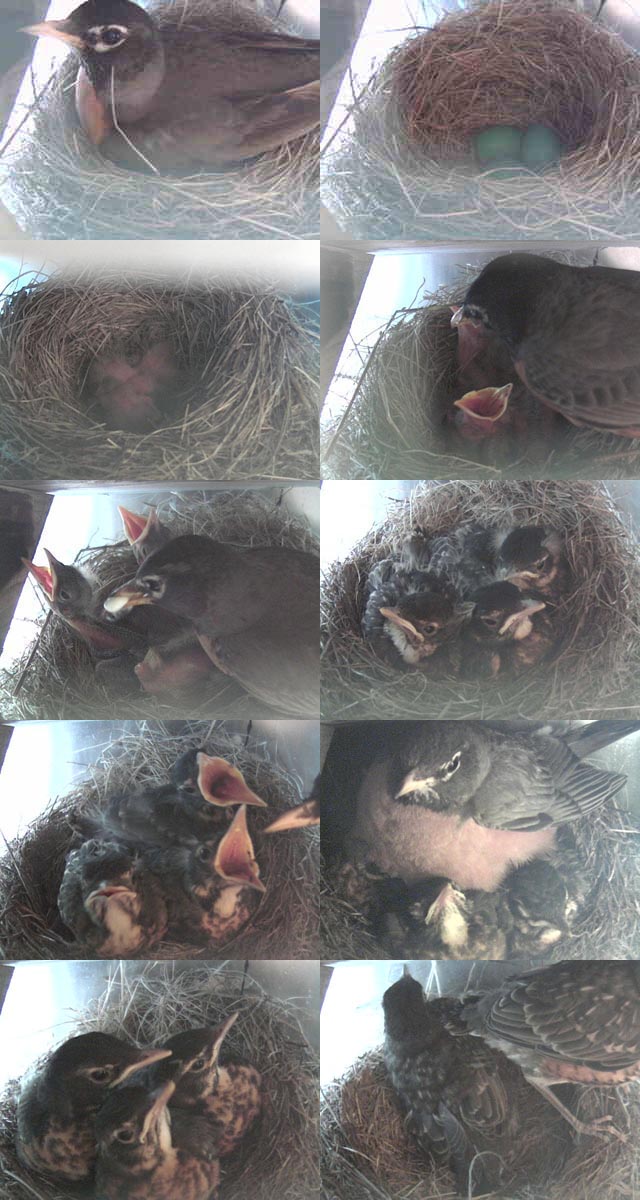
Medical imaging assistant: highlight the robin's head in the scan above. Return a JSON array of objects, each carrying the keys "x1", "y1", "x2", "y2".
[
  {"x1": 379, "y1": 590, "x2": 467, "y2": 666},
  {"x1": 103, "y1": 534, "x2": 223, "y2": 621},
  {"x1": 24, "y1": 549, "x2": 93, "y2": 619},
  {"x1": 119, "y1": 506, "x2": 170, "y2": 565},
  {"x1": 24, "y1": 0, "x2": 157, "y2": 60},
  {"x1": 95, "y1": 1081, "x2": 175, "y2": 1173},
  {"x1": 45, "y1": 1034, "x2": 171, "y2": 1108},
  {"x1": 389, "y1": 721, "x2": 489, "y2": 811},
  {"x1": 185, "y1": 752, "x2": 266, "y2": 810},
  {"x1": 451, "y1": 252, "x2": 559, "y2": 349},
  {"x1": 157, "y1": 1015, "x2": 239, "y2": 1099},
  {"x1": 195, "y1": 805, "x2": 266, "y2": 894},
  {"x1": 382, "y1": 971, "x2": 426, "y2": 1039},
  {"x1": 496, "y1": 526, "x2": 564, "y2": 592},
  {"x1": 469, "y1": 582, "x2": 546, "y2": 644}
]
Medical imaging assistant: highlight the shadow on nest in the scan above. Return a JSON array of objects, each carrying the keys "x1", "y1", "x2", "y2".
[
  {"x1": 321, "y1": 480, "x2": 640, "y2": 721},
  {"x1": 0, "y1": 962, "x2": 320, "y2": 1200},
  {"x1": 0, "y1": 722, "x2": 319, "y2": 961},
  {"x1": 0, "y1": 273, "x2": 319, "y2": 482},
  {"x1": 0, "y1": 489, "x2": 318, "y2": 720},
  {"x1": 322, "y1": 0, "x2": 640, "y2": 241}
]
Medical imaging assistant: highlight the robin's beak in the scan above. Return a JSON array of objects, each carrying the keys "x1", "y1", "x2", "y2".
[
  {"x1": 115, "y1": 1047, "x2": 173, "y2": 1087},
  {"x1": 23, "y1": 558, "x2": 54, "y2": 600},
  {"x1": 119, "y1": 506, "x2": 153, "y2": 546},
  {"x1": 454, "y1": 383, "x2": 513, "y2": 422},
  {"x1": 214, "y1": 805, "x2": 266, "y2": 893},
  {"x1": 22, "y1": 20, "x2": 85, "y2": 49},
  {"x1": 450, "y1": 306, "x2": 482, "y2": 329},
  {"x1": 140, "y1": 1080, "x2": 176, "y2": 1142},
  {"x1": 265, "y1": 799, "x2": 320, "y2": 832},
  {"x1": 204, "y1": 1012, "x2": 239, "y2": 1067},
  {"x1": 499, "y1": 600, "x2": 546, "y2": 641},
  {"x1": 425, "y1": 882, "x2": 461, "y2": 924},
  {"x1": 379, "y1": 607, "x2": 425, "y2": 646},
  {"x1": 103, "y1": 580, "x2": 153, "y2": 614},
  {"x1": 196, "y1": 753, "x2": 267, "y2": 809},
  {"x1": 394, "y1": 772, "x2": 438, "y2": 800}
]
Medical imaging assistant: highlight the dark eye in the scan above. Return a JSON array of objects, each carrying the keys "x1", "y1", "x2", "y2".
[
  {"x1": 481, "y1": 615, "x2": 499, "y2": 628},
  {"x1": 143, "y1": 576, "x2": 163, "y2": 594},
  {"x1": 58, "y1": 588, "x2": 72, "y2": 602},
  {"x1": 444, "y1": 752, "x2": 461, "y2": 775},
  {"x1": 116, "y1": 1128, "x2": 136, "y2": 1143},
  {"x1": 423, "y1": 623, "x2": 439, "y2": 637},
  {"x1": 534, "y1": 557, "x2": 548, "y2": 571},
  {"x1": 103, "y1": 26, "x2": 125, "y2": 45},
  {"x1": 195, "y1": 845, "x2": 211, "y2": 862},
  {"x1": 189, "y1": 1057, "x2": 208, "y2": 1073},
  {"x1": 88, "y1": 1067, "x2": 113, "y2": 1084}
]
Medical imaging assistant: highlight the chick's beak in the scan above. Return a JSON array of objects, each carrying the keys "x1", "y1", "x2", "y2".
[
  {"x1": 119, "y1": 506, "x2": 151, "y2": 546},
  {"x1": 265, "y1": 799, "x2": 320, "y2": 832},
  {"x1": 379, "y1": 607, "x2": 424, "y2": 644},
  {"x1": 22, "y1": 20, "x2": 85, "y2": 48},
  {"x1": 115, "y1": 1047, "x2": 173, "y2": 1087},
  {"x1": 196, "y1": 753, "x2": 267, "y2": 809},
  {"x1": 214, "y1": 805, "x2": 266, "y2": 892},
  {"x1": 140, "y1": 1081, "x2": 176, "y2": 1142},
  {"x1": 454, "y1": 383, "x2": 513, "y2": 422},
  {"x1": 103, "y1": 581, "x2": 153, "y2": 615},
  {"x1": 23, "y1": 558, "x2": 54, "y2": 599}
]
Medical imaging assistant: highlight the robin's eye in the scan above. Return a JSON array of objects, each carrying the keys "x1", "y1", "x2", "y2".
[
  {"x1": 189, "y1": 1057, "x2": 208, "y2": 1072},
  {"x1": 142, "y1": 576, "x2": 163, "y2": 594},
  {"x1": 443, "y1": 752, "x2": 462, "y2": 775},
  {"x1": 88, "y1": 1067, "x2": 113, "y2": 1083},
  {"x1": 534, "y1": 557, "x2": 548, "y2": 571},
  {"x1": 481, "y1": 615, "x2": 499, "y2": 628},
  {"x1": 181, "y1": 783, "x2": 198, "y2": 795},
  {"x1": 101, "y1": 26, "x2": 126, "y2": 46},
  {"x1": 58, "y1": 588, "x2": 72, "y2": 602},
  {"x1": 195, "y1": 845, "x2": 211, "y2": 862},
  {"x1": 116, "y1": 1128, "x2": 136, "y2": 1143},
  {"x1": 423, "y1": 623, "x2": 439, "y2": 637}
]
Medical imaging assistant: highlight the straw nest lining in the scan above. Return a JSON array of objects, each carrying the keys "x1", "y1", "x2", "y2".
[
  {"x1": 0, "y1": 274, "x2": 319, "y2": 482},
  {"x1": 0, "y1": 722, "x2": 319, "y2": 961},
  {"x1": 0, "y1": 962, "x2": 320, "y2": 1200},
  {"x1": 3, "y1": 2, "x2": 319, "y2": 240},
  {"x1": 320, "y1": 797, "x2": 640, "y2": 963},
  {"x1": 322, "y1": 270, "x2": 640, "y2": 482},
  {"x1": 0, "y1": 488, "x2": 319, "y2": 720},
  {"x1": 321, "y1": 1045, "x2": 640, "y2": 1200},
  {"x1": 321, "y1": 480, "x2": 640, "y2": 721},
  {"x1": 323, "y1": 0, "x2": 640, "y2": 240}
]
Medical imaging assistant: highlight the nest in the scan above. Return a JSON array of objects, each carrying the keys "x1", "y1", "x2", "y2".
[
  {"x1": 323, "y1": 0, "x2": 640, "y2": 240},
  {"x1": 0, "y1": 962, "x2": 319, "y2": 1200},
  {"x1": 320, "y1": 796, "x2": 640, "y2": 963},
  {"x1": 0, "y1": 489, "x2": 318, "y2": 720},
  {"x1": 321, "y1": 1044, "x2": 640, "y2": 1200},
  {"x1": 0, "y1": 273, "x2": 319, "y2": 482},
  {"x1": 321, "y1": 480, "x2": 640, "y2": 720},
  {"x1": 322, "y1": 268, "x2": 640, "y2": 482},
  {"x1": 0, "y1": 722, "x2": 319, "y2": 961},
  {"x1": 2, "y1": 1, "x2": 319, "y2": 241}
]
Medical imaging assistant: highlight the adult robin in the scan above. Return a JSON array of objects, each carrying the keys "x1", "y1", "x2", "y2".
[
  {"x1": 495, "y1": 525, "x2": 571, "y2": 603},
  {"x1": 118, "y1": 505, "x2": 171, "y2": 563},
  {"x1": 463, "y1": 960, "x2": 640, "y2": 1139},
  {"x1": 25, "y1": 0, "x2": 320, "y2": 172},
  {"x1": 97, "y1": 752, "x2": 266, "y2": 848},
  {"x1": 152, "y1": 1012, "x2": 262, "y2": 1157},
  {"x1": 326, "y1": 720, "x2": 630, "y2": 892},
  {"x1": 58, "y1": 836, "x2": 168, "y2": 956},
  {"x1": 452, "y1": 253, "x2": 640, "y2": 437},
  {"x1": 464, "y1": 581, "x2": 555, "y2": 677},
  {"x1": 383, "y1": 971, "x2": 571, "y2": 1198},
  {"x1": 103, "y1": 532, "x2": 320, "y2": 716},
  {"x1": 94, "y1": 1080, "x2": 221, "y2": 1200},
  {"x1": 16, "y1": 1033, "x2": 170, "y2": 1183},
  {"x1": 82, "y1": 339, "x2": 181, "y2": 433}
]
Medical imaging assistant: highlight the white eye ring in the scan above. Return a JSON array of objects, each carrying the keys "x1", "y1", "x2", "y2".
[{"x1": 89, "y1": 24, "x2": 128, "y2": 51}]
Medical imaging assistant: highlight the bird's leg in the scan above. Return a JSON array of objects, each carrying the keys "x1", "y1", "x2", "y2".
[{"x1": 529, "y1": 1082, "x2": 627, "y2": 1143}]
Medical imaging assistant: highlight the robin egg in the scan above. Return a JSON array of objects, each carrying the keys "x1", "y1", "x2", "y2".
[
  {"x1": 473, "y1": 126, "x2": 522, "y2": 165},
  {"x1": 521, "y1": 124, "x2": 564, "y2": 170}
]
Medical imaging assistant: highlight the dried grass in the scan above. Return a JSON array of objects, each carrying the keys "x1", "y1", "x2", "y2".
[
  {"x1": 323, "y1": 0, "x2": 640, "y2": 241},
  {"x1": 2, "y1": 2, "x2": 319, "y2": 241},
  {"x1": 321, "y1": 480, "x2": 640, "y2": 720},
  {"x1": 0, "y1": 721, "x2": 319, "y2": 961},
  {"x1": 0, "y1": 272, "x2": 319, "y2": 482},
  {"x1": 0, "y1": 962, "x2": 319, "y2": 1200},
  {"x1": 0, "y1": 489, "x2": 319, "y2": 720}
]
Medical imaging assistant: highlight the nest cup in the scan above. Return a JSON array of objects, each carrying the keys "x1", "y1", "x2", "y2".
[
  {"x1": 0, "y1": 723, "x2": 319, "y2": 960},
  {"x1": 0, "y1": 963, "x2": 319, "y2": 1200},
  {"x1": 322, "y1": 1043, "x2": 640, "y2": 1200},
  {"x1": 3, "y1": 1, "x2": 319, "y2": 240},
  {"x1": 321, "y1": 480, "x2": 640, "y2": 721},
  {"x1": 322, "y1": 272, "x2": 640, "y2": 482},
  {"x1": 0, "y1": 274, "x2": 319, "y2": 482},
  {"x1": 323, "y1": 0, "x2": 640, "y2": 240},
  {"x1": 0, "y1": 489, "x2": 318, "y2": 720}
]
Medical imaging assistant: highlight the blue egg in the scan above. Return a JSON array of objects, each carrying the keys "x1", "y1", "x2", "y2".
[{"x1": 521, "y1": 124, "x2": 564, "y2": 170}]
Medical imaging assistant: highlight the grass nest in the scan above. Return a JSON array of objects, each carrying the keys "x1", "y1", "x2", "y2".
[
  {"x1": 320, "y1": 795, "x2": 640, "y2": 962},
  {"x1": 321, "y1": 1043, "x2": 640, "y2": 1200},
  {"x1": 2, "y1": 1, "x2": 319, "y2": 241},
  {"x1": 0, "y1": 722, "x2": 319, "y2": 961},
  {"x1": 0, "y1": 961, "x2": 320, "y2": 1200},
  {"x1": 0, "y1": 272, "x2": 319, "y2": 482},
  {"x1": 322, "y1": 266, "x2": 640, "y2": 482},
  {"x1": 323, "y1": 0, "x2": 640, "y2": 241},
  {"x1": 321, "y1": 480, "x2": 640, "y2": 720},
  {"x1": 0, "y1": 488, "x2": 318, "y2": 720}
]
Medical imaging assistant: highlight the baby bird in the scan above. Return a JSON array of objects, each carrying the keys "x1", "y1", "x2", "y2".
[
  {"x1": 58, "y1": 837, "x2": 168, "y2": 956},
  {"x1": 465, "y1": 581, "x2": 555, "y2": 676},
  {"x1": 119, "y1": 505, "x2": 171, "y2": 564},
  {"x1": 17, "y1": 1033, "x2": 170, "y2": 1184},
  {"x1": 94, "y1": 1080, "x2": 220, "y2": 1200},
  {"x1": 24, "y1": 550, "x2": 142, "y2": 657},
  {"x1": 154, "y1": 1012, "x2": 262, "y2": 1157},
  {"x1": 362, "y1": 558, "x2": 466, "y2": 669},
  {"x1": 496, "y1": 526, "x2": 571, "y2": 603}
]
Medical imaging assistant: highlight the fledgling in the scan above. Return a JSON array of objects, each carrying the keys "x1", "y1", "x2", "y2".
[
  {"x1": 464, "y1": 581, "x2": 556, "y2": 677},
  {"x1": 24, "y1": 550, "x2": 143, "y2": 658},
  {"x1": 495, "y1": 525, "x2": 571, "y2": 602},
  {"x1": 58, "y1": 837, "x2": 169, "y2": 956},
  {"x1": 16, "y1": 1033, "x2": 170, "y2": 1183},
  {"x1": 94, "y1": 1080, "x2": 220, "y2": 1200},
  {"x1": 151, "y1": 1013, "x2": 262, "y2": 1157},
  {"x1": 383, "y1": 972, "x2": 571, "y2": 1197},
  {"x1": 361, "y1": 558, "x2": 467, "y2": 670},
  {"x1": 452, "y1": 384, "x2": 516, "y2": 440},
  {"x1": 463, "y1": 960, "x2": 640, "y2": 1139},
  {"x1": 119, "y1": 505, "x2": 171, "y2": 564}
]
